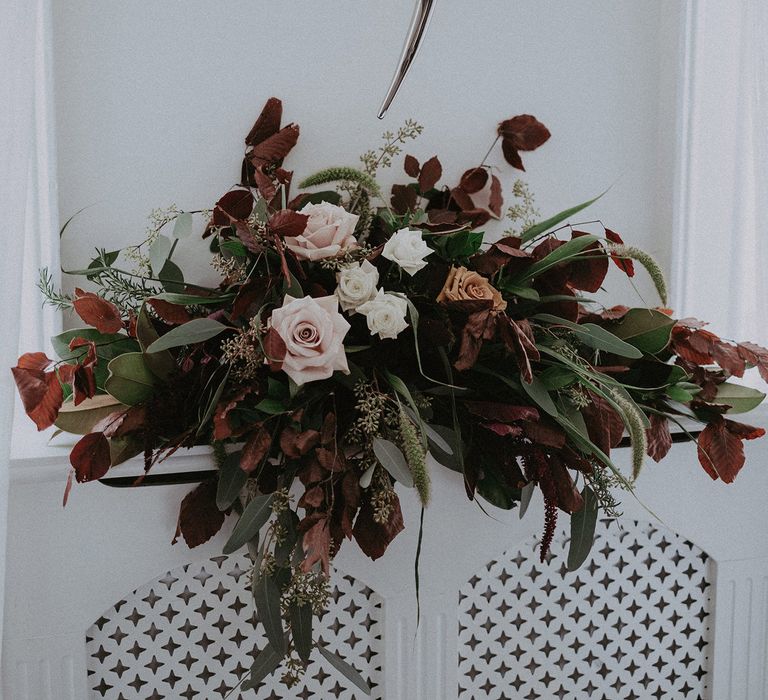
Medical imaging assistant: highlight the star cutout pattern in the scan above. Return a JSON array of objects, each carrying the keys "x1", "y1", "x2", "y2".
[
  {"x1": 457, "y1": 519, "x2": 712, "y2": 699},
  {"x1": 86, "y1": 554, "x2": 384, "y2": 698}
]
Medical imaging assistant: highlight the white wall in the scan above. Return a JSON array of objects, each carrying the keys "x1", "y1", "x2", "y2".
[{"x1": 52, "y1": 0, "x2": 681, "y2": 306}]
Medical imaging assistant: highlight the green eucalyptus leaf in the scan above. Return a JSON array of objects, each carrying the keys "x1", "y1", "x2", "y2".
[
  {"x1": 611, "y1": 309, "x2": 676, "y2": 355},
  {"x1": 242, "y1": 643, "x2": 283, "y2": 690},
  {"x1": 290, "y1": 603, "x2": 313, "y2": 664},
  {"x1": 104, "y1": 353, "x2": 156, "y2": 405},
  {"x1": 520, "y1": 235, "x2": 600, "y2": 281},
  {"x1": 714, "y1": 382, "x2": 766, "y2": 414},
  {"x1": 317, "y1": 646, "x2": 372, "y2": 695},
  {"x1": 158, "y1": 258, "x2": 184, "y2": 293},
  {"x1": 54, "y1": 394, "x2": 126, "y2": 435},
  {"x1": 539, "y1": 366, "x2": 577, "y2": 391},
  {"x1": 223, "y1": 494, "x2": 274, "y2": 554},
  {"x1": 534, "y1": 314, "x2": 643, "y2": 359},
  {"x1": 359, "y1": 465, "x2": 375, "y2": 488},
  {"x1": 255, "y1": 398, "x2": 288, "y2": 415},
  {"x1": 520, "y1": 191, "x2": 605, "y2": 243},
  {"x1": 567, "y1": 486, "x2": 599, "y2": 571},
  {"x1": 372, "y1": 437, "x2": 414, "y2": 487},
  {"x1": 216, "y1": 451, "x2": 247, "y2": 511},
  {"x1": 108, "y1": 435, "x2": 144, "y2": 466},
  {"x1": 172, "y1": 212, "x2": 194, "y2": 239},
  {"x1": 519, "y1": 482, "x2": 535, "y2": 520},
  {"x1": 149, "y1": 234, "x2": 173, "y2": 276},
  {"x1": 146, "y1": 318, "x2": 229, "y2": 353},
  {"x1": 521, "y1": 375, "x2": 559, "y2": 417},
  {"x1": 151, "y1": 292, "x2": 233, "y2": 305},
  {"x1": 219, "y1": 239, "x2": 248, "y2": 257},
  {"x1": 136, "y1": 305, "x2": 176, "y2": 379},
  {"x1": 253, "y1": 573, "x2": 286, "y2": 656}
]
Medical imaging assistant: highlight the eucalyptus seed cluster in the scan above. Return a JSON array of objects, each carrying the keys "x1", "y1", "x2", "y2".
[
  {"x1": 280, "y1": 652, "x2": 307, "y2": 688},
  {"x1": 347, "y1": 381, "x2": 389, "y2": 441},
  {"x1": 371, "y1": 466, "x2": 396, "y2": 524},
  {"x1": 317, "y1": 243, "x2": 375, "y2": 272},
  {"x1": 360, "y1": 119, "x2": 424, "y2": 175},
  {"x1": 565, "y1": 384, "x2": 591, "y2": 409},
  {"x1": 505, "y1": 179, "x2": 540, "y2": 235},
  {"x1": 282, "y1": 569, "x2": 330, "y2": 616},
  {"x1": 220, "y1": 315, "x2": 264, "y2": 381},
  {"x1": 210, "y1": 252, "x2": 247, "y2": 284}
]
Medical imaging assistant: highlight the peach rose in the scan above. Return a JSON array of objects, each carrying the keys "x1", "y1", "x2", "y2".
[
  {"x1": 285, "y1": 202, "x2": 359, "y2": 261},
  {"x1": 437, "y1": 266, "x2": 507, "y2": 312},
  {"x1": 269, "y1": 295, "x2": 351, "y2": 385}
]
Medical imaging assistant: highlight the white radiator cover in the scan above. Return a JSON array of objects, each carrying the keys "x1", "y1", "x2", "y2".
[{"x1": 4, "y1": 411, "x2": 768, "y2": 699}]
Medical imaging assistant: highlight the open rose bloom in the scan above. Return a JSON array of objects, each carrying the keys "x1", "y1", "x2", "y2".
[
  {"x1": 269, "y1": 295, "x2": 351, "y2": 385},
  {"x1": 285, "y1": 202, "x2": 359, "y2": 261}
]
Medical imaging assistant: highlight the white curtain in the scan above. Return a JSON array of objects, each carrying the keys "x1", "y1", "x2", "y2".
[
  {"x1": 672, "y1": 0, "x2": 768, "y2": 351},
  {"x1": 0, "y1": 0, "x2": 59, "y2": 663}
]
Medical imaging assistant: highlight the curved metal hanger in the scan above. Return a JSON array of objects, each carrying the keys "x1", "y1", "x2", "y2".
[{"x1": 377, "y1": 0, "x2": 438, "y2": 119}]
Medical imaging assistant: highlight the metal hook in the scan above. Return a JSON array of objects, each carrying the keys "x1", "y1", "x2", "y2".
[{"x1": 377, "y1": 0, "x2": 438, "y2": 119}]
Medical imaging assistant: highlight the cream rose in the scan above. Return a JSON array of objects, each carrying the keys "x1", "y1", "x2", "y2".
[
  {"x1": 437, "y1": 266, "x2": 507, "y2": 312},
  {"x1": 381, "y1": 227, "x2": 432, "y2": 276},
  {"x1": 285, "y1": 202, "x2": 359, "y2": 261},
  {"x1": 356, "y1": 289, "x2": 409, "y2": 340},
  {"x1": 335, "y1": 260, "x2": 379, "y2": 313},
  {"x1": 269, "y1": 295, "x2": 351, "y2": 385}
]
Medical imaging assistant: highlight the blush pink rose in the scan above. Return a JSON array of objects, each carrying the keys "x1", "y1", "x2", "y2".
[
  {"x1": 285, "y1": 202, "x2": 359, "y2": 261},
  {"x1": 269, "y1": 294, "x2": 351, "y2": 385}
]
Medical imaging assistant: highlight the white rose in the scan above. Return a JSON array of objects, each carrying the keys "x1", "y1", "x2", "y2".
[
  {"x1": 285, "y1": 202, "x2": 359, "y2": 261},
  {"x1": 381, "y1": 227, "x2": 432, "y2": 276},
  {"x1": 335, "y1": 260, "x2": 379, "y2": 313},
  {"x1": 356, "y1": 289, "x2": 409, "y2": 340}
]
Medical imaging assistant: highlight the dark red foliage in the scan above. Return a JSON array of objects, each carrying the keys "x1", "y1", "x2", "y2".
[
  {"x1": 212, "y1": 189, "x2": 254, "y2": 226},
  {"x1": 72, "y1": 289, "x2": 123, "y2": 334},
  {"x1": 248, "y1": 125, "x2": 300, "y2": 168},
  {"x1": 697, "y1": 416, "x2": 765, "y2": 482},
  {"x1": 353, "y1": 492, "x2": 405, "y2": 561},
  {"x1": 459, "y1": 167, "x2": 489, "y2": 194},
  {"x1": 240, "y1": 425, "x2": 273, "y2": 472},
  {"x1": 173, "y1": 479, "x2": 226, "y2": 548},
  {"x1": 472, "y1": 236, "x2": 530, "y2": 276},
  {"x1": 12, "y1": 352, "x2": 63, "y2": 430},
  {"x1": 488, "y1": 175, "x2": 503, "y2": 218},
  {"x1": 737, "y1": 342, "x2": 768, "y2": 382},
  {"x1": 301, "y1": 515, "x2": 332, "y2": 575},
  {"x1": 263, "y1": 326, "x2": 286, "y2": 371},
  {"x1": 455, "y1": 309, "x2": 498, "y2": 371},
  {"x1": 280, "y1": 427, "x2": 321, "y2": 459},
  {"x1": 581, "y1": 392, "x2": 625, "y2": 456},
  {"x1": 497, "y1": 115, "x2": 551, "y2": 171},
  {"x1": 391, "y1": 184, "x2": 418, "y2": 214},
  {"x1": 605, "y1": 229, "x2": 635, "y2": 276},
  {"x1": 499, "y1": 316, "x2": 540, "y2": 384},
  {"x1": 418, "y1": 156, "x2": 442, "y2": 193},
  {"x1": 646, "y1": 414, "x2": 672, "y2": 462},
  {"x1": 268, "y1": 209, "x2": 309, "y2": 238},
  {"x1": 245, "y1": 97, "x2": 282, "y2": 147},
  {"x1": 147, "y1": 298, "x2": 191, "y2": 325},
  {"x1": 568, "y1": 231, "x2": 609, "y2": 293},
  {"x1": 70, "y1": 432, "x2": 111, "y2": 483},
  {"x1": 404, "y1": 154, "x2": 420, "y2": 178}
]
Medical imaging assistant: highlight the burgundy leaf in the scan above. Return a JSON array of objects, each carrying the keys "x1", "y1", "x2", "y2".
[
  {"x1": 418, "y1": 156, "x2": 442, "y2": 193},
  {"x1": 240, "y1": 425, "x2": 273, "y2": 473},
  {"x1": 568, "y1": 231, "x2": 609, "y2": 293},
  {"x1": 249, "y1": 124, "x2": 300, "y2": 167},
  {"x1": 280, "y1": 427, "x2": 321, "y2": 459},
  {"x1": 353, "y1": 492, "x2": 404, "y2": 560},
  {"x1": 264, "y1": 326, "x2": 287, "y2": 371},
  {"x1": 147, "y1": 298, "x2": 191, "y2": 325},
  {"x1": 301, "y1": 516, "x2": 332, "y2": 574},
  {"x1": 390, "y1": 184, "x2": 418, "y2": 214},
  {"x1": 498, "y1": 114, "x2": 551, "y2": 150},
  {"x1": 488, "y1": 174, "x2": 503, "y2": 218},
  {"x1": 499, "y1": 316, "x2": 540, "y2": 384},
  {"x1": 404, "y1": 154, "x2": 421, "y2": 178},
  {"x1": 605, "y1": 229, "x2": 635, "y2": 276},
  {"x1": 70, "y1": 432, "x2": 111, "y2": 483},
  {"x1": 501, "y1": 140, "x2": 526, "y2": 170},
  {"x1": 213, "y1": 189, "x2": 254, "y2": 225},
  {"x1": 450, "y1": 187, "x2": 475, "y2": 212},
  {"x1": 12, "y1": 352, "x2": 63, "y2": 430},
  {"x1": 73, "y1": 289, "x2": 123, "y2": 334},
  {"x1": 580, "y1": 392, "x2": 625, "y2": 455},
  {"x1": 174, "y1": 479, "x2": 226, "y2": 548},
  {"x1": 737, "y1": 342, "x2": 768, "y2": 383},
  {"x1": 459, "y1": 167, "x2": 489, "y2": 194},
  {"x1": 483, "y1": 422, "x2": 523, "y2": 437},
  {"x1": 522, "y1": 420, "x2": 566, "y2": 449},
  {"x1": 697, "y1": 417, "x2": 745, "y2": 483},
  {"x1": 268, "y1": 210, "x2": 309, "y2": 238},
  {"x1": 646, "y1": 414, "x2": 672, "y2": 462},
  {"x1": 245, "y1": 97, "x2": 283, "y2": 147}
]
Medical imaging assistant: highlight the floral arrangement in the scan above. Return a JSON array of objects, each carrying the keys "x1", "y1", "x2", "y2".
[{"x1": 13, "y1": 98, "x2": 768, "y2": 693}]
